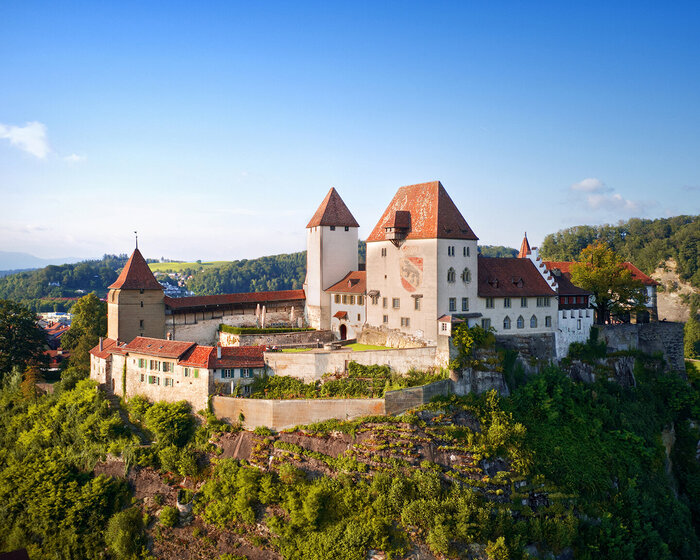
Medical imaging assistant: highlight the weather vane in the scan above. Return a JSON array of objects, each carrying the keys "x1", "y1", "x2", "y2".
[{"x1": 134, "y1": 231, "x2": 138, "y2": 249}]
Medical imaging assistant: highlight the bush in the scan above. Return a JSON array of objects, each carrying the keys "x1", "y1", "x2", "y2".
[
  {"x1": 159, "y1": 506, "x2": 179, "y2": 528},
  {"x1": 105, "y1": 507, "x2": 146, "y2": 560},
  {"x1": 144, "y1": 401, "x2": 194, "y2": 446},
  {"x1": 253, "y1": 425, "x2": 274, "y2": 436}
]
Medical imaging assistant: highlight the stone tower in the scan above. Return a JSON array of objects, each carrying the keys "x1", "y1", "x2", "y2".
[
  {"x1": 304, "y1": 188, "x2": 359, "y2": 330},
  {"x1": 107, "y1": 247, "x2": 165, "y2": 343}
]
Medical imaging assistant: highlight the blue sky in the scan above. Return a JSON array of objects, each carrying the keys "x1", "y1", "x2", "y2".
[{"x1": 1, "y1": 1, "x2": 699, "y2": 262}]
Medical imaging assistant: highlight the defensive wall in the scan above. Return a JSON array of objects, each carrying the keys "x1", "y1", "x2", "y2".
[
  {"x1": 494, "y1": 333, "x2": 556, "y2": 362},
  {"x1": 219, "y1": 329, "x2": 335, "y2": 348},
  {"x1": 262, "y1": 346, "x2": 439, "y2": 382},
  {"x1": 211, "y1": 378, "x2": 454, "y2": 430},
  {"x1": 595, "y1": 322, "x2": 686, "y2": 373}
]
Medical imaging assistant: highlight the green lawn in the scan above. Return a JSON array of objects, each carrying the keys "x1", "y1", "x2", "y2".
[
  {"x1": 346, "y1": 343, "x2": 391, "y2": 351},
  {"x1": 148, "y1": 261, "x2": 231, "y2": 272},
  {"x1": 281, "y1": 348, "x2": 314, "y2": 353}
]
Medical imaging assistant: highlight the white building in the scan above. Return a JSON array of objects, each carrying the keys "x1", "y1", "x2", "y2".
[{"x1": 327, "y1": 271, "x2": 366, "y2": 340}]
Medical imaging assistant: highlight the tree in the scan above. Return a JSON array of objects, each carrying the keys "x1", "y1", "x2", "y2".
[
  {"x1": 20, "y1": 365, "x2": 42, "y2": 401},
  {"x1": 570, "y1": 242, "x2": 646, "y2": 324},
  {"x1": 685, "y1": 310, "x2": 700, "y2": 359},
  {"x1": 61, "y1": 292, "x2": 107, "y2": 371},
  {"x1": 0, "y1": 299, "x2": 47, "y2": 381}
]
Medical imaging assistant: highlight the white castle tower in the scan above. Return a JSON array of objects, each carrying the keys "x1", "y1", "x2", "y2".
[{"x1": 304, "y1": 188, "x2": 359, "y2": 330}]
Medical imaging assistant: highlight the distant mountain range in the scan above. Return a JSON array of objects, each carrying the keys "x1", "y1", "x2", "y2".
[{"x1": 0, "y1": 251, "x2": 83, "y2": 273}]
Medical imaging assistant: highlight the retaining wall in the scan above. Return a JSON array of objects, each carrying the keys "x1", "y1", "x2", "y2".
[
  {"x1": 263, "y1": 346, "x2": 438, "y2": 382},
  {"x1": 219, "y1": 329, "x2": 334, "y2": 348}
]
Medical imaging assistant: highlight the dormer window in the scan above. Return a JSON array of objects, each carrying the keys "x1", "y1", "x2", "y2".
[{"x1": 384, "y1": 211, "x2": 410, "y2": 247}]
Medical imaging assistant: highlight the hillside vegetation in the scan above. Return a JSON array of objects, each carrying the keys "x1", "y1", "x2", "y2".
[{"x1": 540, "y1": 215, "x2": 700, "y2": 287}]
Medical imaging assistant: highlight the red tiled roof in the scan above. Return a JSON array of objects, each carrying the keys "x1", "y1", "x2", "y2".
[
  {"x1": 214, "y1": 346, "x2": 266, "y2": 368},
  {"x1": 164, "y1": 289, "x2": 305, "y2": 311},
  {"x1": 478, "y1": 257, "x2": 557, "y2": 297},
  {"x1": 89, "y1": 337, "x2": 122, "y2": 359},
  {"x1": 306, "y1": 188, "x2": 359, "y2": 228},
  {"x1": 544, "y1": 261, "x2": 658, "y2": 287},
  {"x1": 367, "y1": 181, "x2": 478, "y2": 242},
  {"x1": 178, "y1": 345, "x2": 215, "y2": 368},
  {"x1": 122, "y1": 336, "x2": 196, "y2": 359},
  {"x1": 517, "y1": 233, "x2": 531, "y2": 259},
  {"x1": 333, "y1": 311, "x2": 348, "y2": 319},
  {"x1": 108, "y1": 248, "x2": 163, "y2": 291},
  {"x1": 326, "y1": 271, "x2": 366, "y2": 294}
]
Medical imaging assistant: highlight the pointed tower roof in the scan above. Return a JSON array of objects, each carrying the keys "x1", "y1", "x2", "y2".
[
  {"x1": 518, "y1": 233, "x2": 531, "y2": 258},
  {"x1": 367, "y1": 181, "x2": 478, "y2": 242},
  {"x1": 306, "y1": 188, "x2": 359, "y2": 228},
  {"x1": 108, "y1": 248, "x2": 163, "y2": 291}
]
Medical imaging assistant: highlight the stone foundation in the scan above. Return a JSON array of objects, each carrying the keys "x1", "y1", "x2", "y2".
[
  {"x1": 358, "y1": 325, "x2": 428, "y2": 348},
  {"x1": 495, "y1": 333, "x2": 556, "y2": 362}
]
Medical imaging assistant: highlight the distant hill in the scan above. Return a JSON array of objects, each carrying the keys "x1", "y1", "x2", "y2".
[
  {"x1": 0, "y1": 251, "x2": 82, "y2": 272},
  {"x1": 540, "y1": 215, "x2": 700, "y2": 288}
]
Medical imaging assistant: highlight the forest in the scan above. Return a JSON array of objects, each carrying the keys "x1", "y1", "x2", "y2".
[{"x1": 539, "y1": 215, "x2": 700, "y2": 287}]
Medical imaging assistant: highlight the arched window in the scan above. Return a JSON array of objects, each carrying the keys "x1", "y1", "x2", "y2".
[
  {"x1": 517, "y1": 315, "x2": 524, "y2": 329},
  {"x1": 447, "y1": 267, "x2": 456, "y2": 283},
  {"x1": 530, "y1": 315, "x2": 538, "y2": 328},
  {"x1": 503, "y1": 316, "x2": 511, "y2": 330},
  {"x1": 461, "y1": 268, "x2": 471, "y2": 283}
]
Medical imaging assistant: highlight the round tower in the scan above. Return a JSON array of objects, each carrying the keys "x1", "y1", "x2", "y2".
[{"x1": 304, "y1": 188, "x2": 359, "y2": 330}]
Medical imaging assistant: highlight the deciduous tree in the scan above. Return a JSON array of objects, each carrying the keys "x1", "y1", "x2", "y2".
[
  {"x1": 570, "y1": 242, "x2": 646, "y2": 324},
  {"x1": 61, "y1": 292, "x2": 107, "y2": 371},
  {"x1": 0, "y1": 299, "x2": 47, "y2": 381}
]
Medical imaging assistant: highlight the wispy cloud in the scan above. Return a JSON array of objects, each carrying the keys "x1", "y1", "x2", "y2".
[
  {"x1": 64, "y1": 153, "x2": 86, "y2": 163},
  {"x1": 0, "y1": 121, "x2": 50, "y2": 158},
  {"x1": 682, "y1": 185, "x2": 700, "y2": 192},
  {"x1": 569, "y1": 177, "x2": 649, "y2": 216}
]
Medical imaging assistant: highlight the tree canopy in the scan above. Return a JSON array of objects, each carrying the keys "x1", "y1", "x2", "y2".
[
  {"x1": 570, "y1": 242, "x2": 646, "y2": 324},
  {"x1": 60, "y1": 292, "x2": 107, "y2": 372},
  {"x1": 0, "y1": 299, "x2": 47, "y2": 381}
]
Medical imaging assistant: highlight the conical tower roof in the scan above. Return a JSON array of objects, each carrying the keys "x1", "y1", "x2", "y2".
[
  {"x1": 108, "y1": 248, "x2": 163, "y2": 291},
  {"x1": 518, "y1": 233, "x2": 531, "y2": 259},
  {"x1": 306, "y1": 188, "x2": 359, "y2": 228}
]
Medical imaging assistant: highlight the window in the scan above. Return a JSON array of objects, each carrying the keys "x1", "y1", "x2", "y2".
[
  {"x1": 504, "y1": 297, "x2": 511, "y2": 308},
  {"x1": 140, "y1": 289, "x2": 144, "y2": 294},
  {"x1": 586, "y1": 310, "x2": 590, "y2": 318},
  {"x1": 357, "y1": 314, "x2": 361, "y2": 321},
  {"x1": 183, "y1": 368, "x2": 190, "y2": 377},
  {"x1": 441, "y1": 322, "x2": 449, "y2": 332},
  {"x1": 357, "y1": 296, "x2": 364, "y2": 305},
  {"x1": 349, "y1": 295, "x2": 355, "y2": 305},
  {"x1": 383, "y1": 315, "x2": 388, "y2": 323},
  {"x1": 537, "y1": 297, "x2": 551, "y2": 307},
  {"x1": 140, "y1": 301, "x2": 143, "y2": 308},
  {"x1": 382, "y1": 297, "x2": 388, "y2": 309},
  {"x1": 545, "y1": 316, "x2": 552, "y2": 327},
  {"x1": 463, "y1": 246, "x2": 470, "y2": 257},
  {"x1": 485, "y1": 297, "x2": 494, "y2": 308},
  {"x1": 400, "y1": 317, "x2": 410, "y2": 327},
  {"x1": 521, "y1": 297, "x2": 528, "y2": 307},
  {"x1": 140, "y1": 373, "x2": 145, "y2": 382},
  {"x1": 577, "y1": 319, "x2": 582, "y2": 330},
  {"x1": 139, "y1": 320, "x2": 144, "y2": 328},
  {"x1": 330, "y1": 226, "x2": 336, "y2": 231},
  {"x1": 335, "y1": 294, "x2": 341, "y2": 304},
  {"x1": 345, "y1": 226, "x2": 349, "y2": 231},
  {"x1": 193, "y1": 369, "x2": 199, "y2": 379},
  {"x1": 138, "y1": 358, "x2": 145, "y2": 368},
  {"x1": 517, "y1": 316, "x2": 524, "y2": 329},
  {"x1": 481, "y1": 318, "x2": 491, "y2": 329},
  {"x1": 164, "y1": 378, "x2": 173, "y2": 387},
  {"x1": 414, "y1": 297, "x2": 421, "y2": 311},
  {"x1": 162, "y1": 362, "x2": 171, "y2": 373},
  {"x1": 148, "y1": 375, "x2": 158, "y2": 385},
  {"x1": 562, "y1": 310, "x2": 567, "y2": 319},
  {"x1": 222, "y1": 369, "x2": 233, "y2": 378},
  {"x1": 371, "y1": 295, "x2": 379, "y2": 305},
  {"x1": 579, "y1": 310, "x2": 583, "y2": 318},
  {"x1": 392, "y1": 298, "x2": 400, "y2": 309},
  {"x1": 462, "y1": 297, "x2": 469, "y2": 311},
  {"x1": 447, "y1": 267, "x2": 456, "y2": 283},
  {"x1": 381, "y1": 248, "x2": 387, "y2": 257},
  {"x1": 530, "y1": 315, "x2": 538, "y2": 328},
  {"x1": 503, "y1": 316, "x2": 511, "y2": 329},
  {"x1": 149, "y1": 360, "x2": 159, "y2": 370},
  {"x1": 461, "y1": 268, "x2": 471, "y2": 283},
  {"x1": 241, "y1": 368, "x2": 251, "y2": 378},
  {"x1": 342, "y1": 295, "x2": 348, "y2": 304},
  {"x1": 448, "y1": 246, "x2": 455, "y2": 256},
  {"x1": 449, "y1": 298, "x2": 457, "y2": 312}
]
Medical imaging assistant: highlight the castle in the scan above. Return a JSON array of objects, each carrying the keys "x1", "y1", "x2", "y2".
[{"x1": 90, "y1": 180, "x2": 658, "y2": 410}]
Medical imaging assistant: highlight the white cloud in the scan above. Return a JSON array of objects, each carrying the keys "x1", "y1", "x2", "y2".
[
  {"x1": 0, "y1": 121, "x2": 50, "y2": 158},
  {"x1": 570, "y1": 177, "x2": 612, "y2": 193},
  {"x1": 64, "y1": 153, "x2": 86, "y2": 163}
]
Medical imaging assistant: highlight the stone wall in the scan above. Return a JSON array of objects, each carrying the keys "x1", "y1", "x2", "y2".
[
  {"x1": 263, "y1": 346, "x2": 438, "y2": 382},
  {"x1": 495, "y1": 333, "x2": 556, "y2": 362},
  {"x1": 219, "y1": 329, "x2": 334, "y2": 348},
  {"x1": 211, "y1": 378, "x2": 451, "y2": 430},
  {"x1": 596, "y1": 322, "x2": 685, "y2": 373},
  {"x1": 358, "y1": 324, "x2": 429, "y2": 348}
]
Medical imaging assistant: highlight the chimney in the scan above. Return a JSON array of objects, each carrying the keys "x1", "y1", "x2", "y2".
[
  {"x1": 217, "y1": 345, "x2": 221, "y2": 359},
  {"x1": 99, "y1": 337, "x2": 103, "y2": 351}
]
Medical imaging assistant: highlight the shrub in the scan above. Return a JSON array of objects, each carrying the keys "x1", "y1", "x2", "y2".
[
  {"x1": 159, "y1": 506, "x2": 179, "y2": 528},
  {"x1": 253, "y1": 425, "x2": 274, "y2": 436},
  {"x1": 105, "y1": 507, "x2": 146, "y2": 560},
  {"x1": 144, "y1": 401, "x2": 194, "y2": 446}
]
